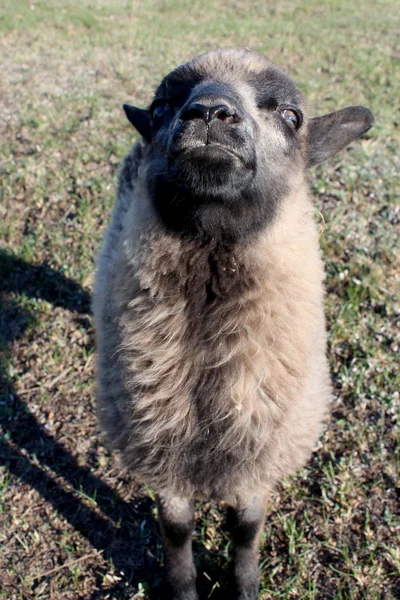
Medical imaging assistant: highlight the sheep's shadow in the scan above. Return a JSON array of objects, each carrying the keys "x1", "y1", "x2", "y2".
[{"x1": 0, "y1": 250, "x2": 162, "y2": 597}]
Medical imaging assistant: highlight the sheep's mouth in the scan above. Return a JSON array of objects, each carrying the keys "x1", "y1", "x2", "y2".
[
  {"x1": 187, "y1": 142, "x2": 244, "y2": 162},
  {"x1": 173, "y1": 141, "x2": 253, "y2": 170}
]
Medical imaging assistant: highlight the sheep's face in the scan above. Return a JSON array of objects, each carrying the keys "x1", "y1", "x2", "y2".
[{"x1": 124, "y1": 49, "x2": 373, "y2": 242}]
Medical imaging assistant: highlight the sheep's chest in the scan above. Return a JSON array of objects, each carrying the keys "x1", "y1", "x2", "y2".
[{"x1": 117, "y1": 236, "x2": 304, "y2": 498}]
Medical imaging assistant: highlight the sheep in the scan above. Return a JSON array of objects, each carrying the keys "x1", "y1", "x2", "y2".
[{"x1": 93, "y1": 48, "x2": 374, "y2": 600}]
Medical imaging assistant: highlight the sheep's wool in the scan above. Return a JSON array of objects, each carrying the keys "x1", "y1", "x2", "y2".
[{"x1": 94, "y1": 149, "x2": 331, "y2": 505}]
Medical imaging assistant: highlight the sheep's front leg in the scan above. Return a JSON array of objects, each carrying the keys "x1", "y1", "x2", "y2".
[
  {"x1": 227, "y1": 492, "x2": 269, "y2": 600},
  {"x1": 157, "y1": 494, "x2": 198, "y2": 600}
]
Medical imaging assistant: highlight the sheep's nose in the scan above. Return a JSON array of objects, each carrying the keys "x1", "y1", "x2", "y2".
[{"x1": 181, "y1": 103, "x2": 238, "y2": 124}]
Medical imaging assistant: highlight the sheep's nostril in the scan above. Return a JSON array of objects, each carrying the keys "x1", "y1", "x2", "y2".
[
  {"x1": 181, "y1": 103, "x2": 239, "y2": 124},
  {"x1": 217, "y1": 110, "x2": 230, "y2": 121},
  {"x1": 181, "y1": 104, "x2": 207, "y2": 122},
  {"x1": 209, "y1": 105, "x2": 239, "y2": 123}
]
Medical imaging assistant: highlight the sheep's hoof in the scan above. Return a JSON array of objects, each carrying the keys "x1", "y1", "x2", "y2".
[
  {"x1": 233, "y1": 584, "x2": 260, "y2": 600},
  {"x1": 231, "y1": 581, "x2": 260, "y2": 600},
  {"x1": 162, "y1": 580, "x2": 199, "y2": 600},
  {"x1": 229, "y1": 558, "x2": 260, "y2": 600}
]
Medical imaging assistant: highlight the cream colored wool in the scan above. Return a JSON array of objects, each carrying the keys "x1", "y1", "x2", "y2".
[{"x1": 94, "y1": 145, "x2": 331, "y2": 506}]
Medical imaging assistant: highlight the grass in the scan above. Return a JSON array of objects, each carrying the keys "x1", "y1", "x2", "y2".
[{"x1": 0, "y1": 0, "x2": 399, "y2": 598}]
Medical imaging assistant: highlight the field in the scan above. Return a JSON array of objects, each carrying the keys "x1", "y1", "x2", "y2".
[{"x1": 0, "y1": 1, "x2": 399, "y2": 598}]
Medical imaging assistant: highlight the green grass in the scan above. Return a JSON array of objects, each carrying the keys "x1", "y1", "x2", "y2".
[{"x1": 0, "y1": 1, "x2": 399, "y2": 598}]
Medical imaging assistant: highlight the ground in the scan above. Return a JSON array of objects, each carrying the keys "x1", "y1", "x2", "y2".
[{"x1": 0, "y1": 1, "x2": 399, "y2": 599}]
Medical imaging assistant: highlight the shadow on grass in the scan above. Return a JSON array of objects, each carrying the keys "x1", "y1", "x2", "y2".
[
  {"x1": 0, "y1": 249, "x2": 162, "y2": 598},
  {"x1": 0, "y1": 249, "x2": 91, "y2": 313}
]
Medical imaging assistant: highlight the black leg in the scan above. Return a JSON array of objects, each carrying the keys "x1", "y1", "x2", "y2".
[
  {"x1": 227, "y1": 493, "x2": 269, "y2": 600},
  {"x1": 157, "y1": 494, "x2": 198, "y2": 600}
]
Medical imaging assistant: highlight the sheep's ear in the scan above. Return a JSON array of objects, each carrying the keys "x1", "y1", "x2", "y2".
[
  {"x1": 306, "y1": 106, "x2": 374, "y2": 168},
  {"x1": 123, "y1": 104, "x2": 152, "y2": 143}
]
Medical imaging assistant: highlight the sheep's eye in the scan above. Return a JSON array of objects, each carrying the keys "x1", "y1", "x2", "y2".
[
  {"x1": 280, "y1": 108, "x2": 299, "y2": 129},
  {"x1": 151, "y1": 102, "x2": 170, "y2": 120}
]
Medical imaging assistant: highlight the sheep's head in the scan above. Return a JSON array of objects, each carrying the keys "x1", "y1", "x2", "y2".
[{"x1": 124, "y1": 49, "x2": 373, "y2": 242}]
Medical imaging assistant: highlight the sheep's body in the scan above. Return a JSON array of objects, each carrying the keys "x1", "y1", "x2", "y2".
[
  {"x1": 94, "y1": 144, "x2": 330, "y2": 505},
  {"x1": 93, "y1": 49, "x2": 373, "y2": 598}
]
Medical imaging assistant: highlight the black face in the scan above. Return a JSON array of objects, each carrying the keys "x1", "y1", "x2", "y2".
[
  {"x1": 144, "y1": 60, "x2": 304, "y2": 242},
  {"x1": 123, "y1": 50, "x2": 373, "y2": 242}
]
